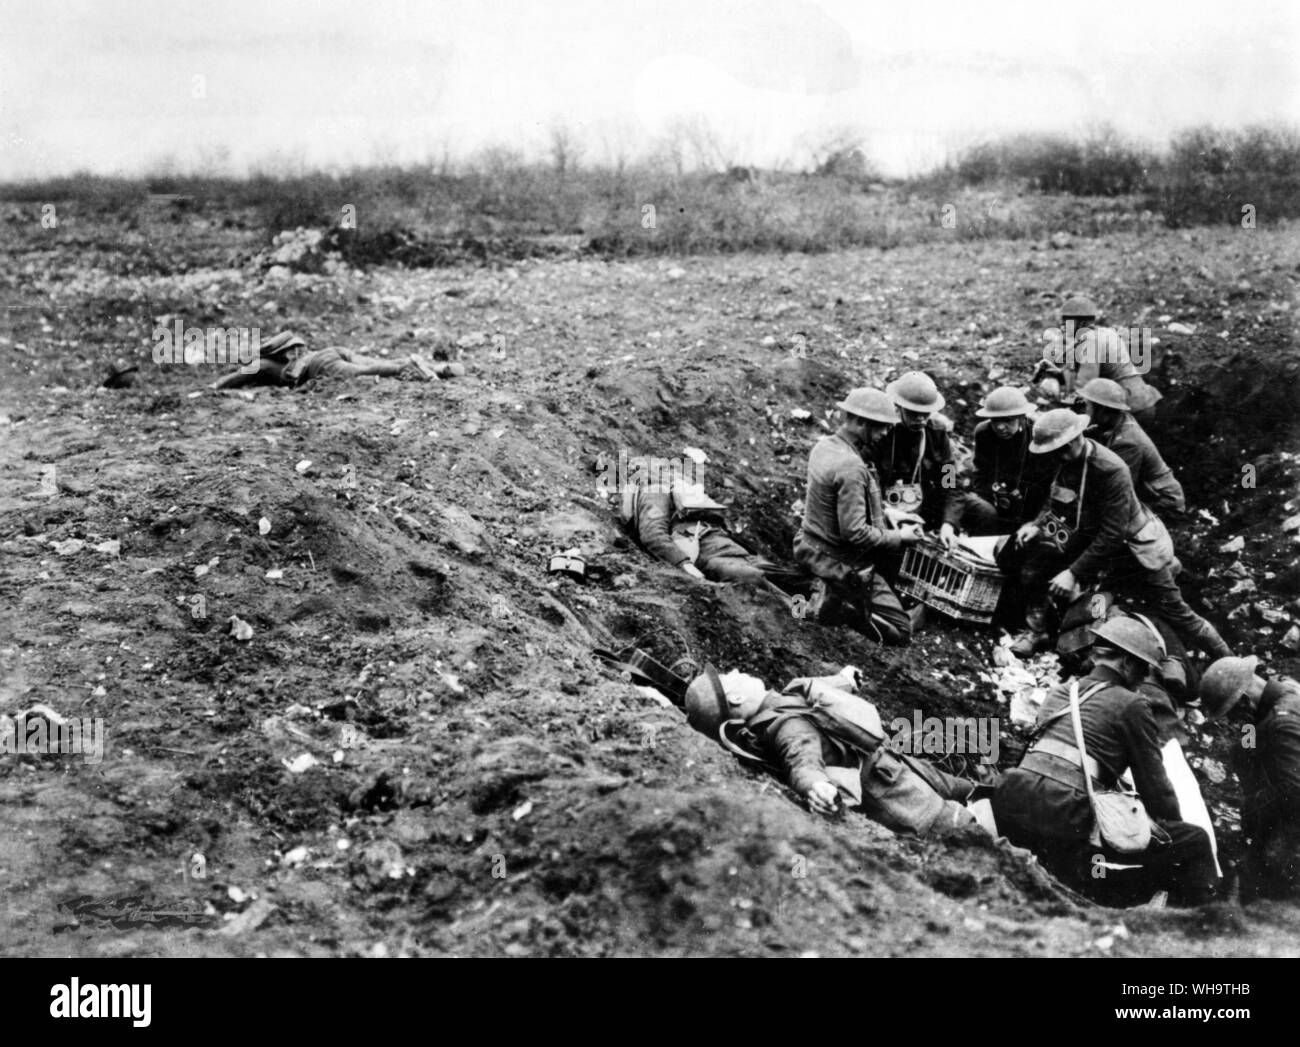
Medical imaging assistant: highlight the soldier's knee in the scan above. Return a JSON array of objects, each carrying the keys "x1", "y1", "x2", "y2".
[
  {"x1": 874, "y1": 618, "x2": 911, "y2": 645},
  {"x1": 871, "y1": 604, "x2": 913, "y2": 644}
]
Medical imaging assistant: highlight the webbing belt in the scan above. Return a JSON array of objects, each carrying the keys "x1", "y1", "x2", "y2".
[
  {"x1": 1024, "y1": 735, "x2": 1103, "y2": 783},
  {"x1": 1018, "y1": 749, "x2": 1089, "y2": 792}
]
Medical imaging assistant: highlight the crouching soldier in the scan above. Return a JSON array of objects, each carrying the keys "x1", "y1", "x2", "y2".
[
  {"x1": 956, "y1": 386, "x2": 1053, "y2": 536},
  {"x1": 1079, "y1": 378, "x2": 1185, "y2": 518},
  {"x1": 1031, "y1": 297, "x2": 1161, "y2": 425},
  {"x1": 683, "y1": 664, "x2": 986, "y2": 837},
  {"x1": 999, "y1": 409, "x2": 1231, "y2": 661},
  {"x1": 794, "y1": 388, "x2": 921, "y2": 645},
  {"x1": 1057, "y1": 592, "x2": 1197, "y2": 709},
  {"x1": 993, "y1": 619, "x2": 1219, "y2": 907},
  {"x1": 1200, "y1": 657, "x2": 1300, "y2": 900},
  {"x1": 622, "y1": 475, "x2": 793, "y2": 586},
  {"x1": 1057, "y1": 593, "x2": 1222, "y2": 874},
  {"x1": 875, "y1": 371, "x2": 962, "y2": 549}
]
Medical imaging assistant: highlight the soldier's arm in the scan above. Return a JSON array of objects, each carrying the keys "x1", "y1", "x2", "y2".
[
  {"x1": 836, "y1": 465, "x2": 902, "y2": 553},
  {"x1": 1025, "y1": 460, "x2": 1059, "y2": 527},
  {"x1": 970, "y1": 431, "x2": 993, "y2": 493},
  {"x1": 1141, "y1": 442, "x2": 1186, "y2": 516},
  {"x1": 769, "y1": 716, "x2": 835, "y2": 795},
  {"x1": 1265, "y1": 715, "x2": 1300, "y2": 798},
  {"x1": 1032, "y1": 339, "x2": 1067, "y2": 384},
  {"x1": 1096, "y1": 335, "x2": 1139, "y2": 382},
  {"x1": 634, "y1": 491, "x2": 691, "y2": 567},
  {"x1": 212, "y1": 359, "x2": 288, "y2": 389},
  {"x1": 1121, "y1": 700, "x2": 1181, "y2": 822},
  {"x1": 1031, "y1": 359, "x2": 1062, "y2": 383},
  {"x1": 1115, "y1": 368, "x2": 1144, "y2": 394},
  {"x1": 212, "y1": 368, "x2": 255, "y2": 389},
  {"x1": 1069, "y1": 465, "x2": 1131, "y2": 584}
]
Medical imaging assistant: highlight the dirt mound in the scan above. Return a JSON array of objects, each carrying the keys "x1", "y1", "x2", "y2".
[
  {"x1": 2, "y1": 222, "x2": 1299, "y2": 956},
  {"x1": 322, "y1": 228, "x2": 577, "y2": 271}
]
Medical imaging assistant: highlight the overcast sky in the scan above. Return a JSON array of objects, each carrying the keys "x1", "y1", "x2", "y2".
[{"x1": 2, "y1": 0, "x2": 1297, "y2": 179}]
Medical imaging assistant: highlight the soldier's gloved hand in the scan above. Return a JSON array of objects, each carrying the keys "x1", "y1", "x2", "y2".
[
  {"x1": 1048, "y1": 568, "x2": 1078, "y2": 601},
  {"x1": 1014, "y1": 521, "x2": 1039, "y2": 548},
  {"x1": 938, "y1": 523, "x2": 958, "y2": 550},
  {"x1": 681, "y1": 563, "x2": 706, "y2": 581},
  {"x1": 806, "y1": 780, "x2": 841, "y2": 816}
]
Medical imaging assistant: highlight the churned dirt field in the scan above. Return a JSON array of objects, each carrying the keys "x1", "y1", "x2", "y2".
[{"x1": 2, "y1": 206, "x2": 1299, "y2": 956}]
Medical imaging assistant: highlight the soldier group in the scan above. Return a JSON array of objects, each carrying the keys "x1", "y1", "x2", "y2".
[{"x1": 620, "y1": 295, "x2": 1298, "y2": 907}]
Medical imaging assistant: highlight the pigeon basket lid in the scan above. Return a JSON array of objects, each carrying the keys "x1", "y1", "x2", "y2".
[{"x1": 897, "y1": 538, "x2": 1004, "y2": 624}]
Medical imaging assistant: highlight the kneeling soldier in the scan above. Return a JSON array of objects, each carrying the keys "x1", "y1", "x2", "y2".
[
  {"x1": 1000, "y1": 409, "x2": 1231, "y2": 661},
  {"x1": 794, "y1": 388, "x2": 921, "y2": 645},
  {"x1": 1079, "y1": 377, "x2": 1185, "y2": 518},
  {"x1": 957, "y1": 385, "x2": 1053, "y2": 536},
  {"x1": 875, "y1": 370, "x2": 961, "y2": 549},
  {"x1": 992, "y1": 618, "x2": 1218, "y2": 907},
  {"x1": 1032, "y1": 296, "x2": 1162, "y2": 425}
]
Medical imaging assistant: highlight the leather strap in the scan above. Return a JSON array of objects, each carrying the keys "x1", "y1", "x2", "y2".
[
  {"x1": 1029, "y1": 681, "x2": 1109, "y2": 737},
  {"x1": 1048, "y1": 439, "x2": 1091, "y2": 530},
  {"x1": 888, "y1": 426, "x2": 927, "y2": 487},
  {"x1": 1128, "y1": 611, "x2": 1167, "y2": 659},
  {"x1": 994, "y1": 426, "x2": 1030, "y2": 492},
  {"x1": 1069, "y1": 679, "x2": 1102, "y2": 810},
  {"x1": 1019, "y1": 749, "x2": 1091, "y2": 793}
]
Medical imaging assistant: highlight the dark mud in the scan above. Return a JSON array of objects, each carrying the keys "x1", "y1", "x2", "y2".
[{"x1": 1, "y1": 216, "x2": 1298, "y2": 956}]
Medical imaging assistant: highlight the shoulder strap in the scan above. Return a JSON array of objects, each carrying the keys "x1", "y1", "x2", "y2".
[
  {"x1": 1013, "y1": 429, "x2": 1029, "y2": 489},
  {"x1": 991, "y1": 426, "x2": 1031, "y2": 490},
  {"x1": 1068, "y1": 681, "x2": 1100, "y2": 807},
  {"x1": 912, "y1": 426, "x2": 926, "y2": 485},
  {"x1": 1127, "y1": 611, "x2": 1167, "y2": 659},
  {"x1": 1031, "y1": 680, "x2": 1109, "y2": 738},
  {"x1": 1074, "y1": 439, "x2": 1092, "y2": 529}
]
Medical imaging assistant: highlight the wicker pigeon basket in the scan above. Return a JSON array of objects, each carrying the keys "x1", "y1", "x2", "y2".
[{"x1": 897, "y1": 537, "x2": 1004, "y2": 624}]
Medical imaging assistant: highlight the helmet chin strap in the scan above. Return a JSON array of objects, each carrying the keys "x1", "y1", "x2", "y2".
[
  {"x1": 1124, "y1": 654, "x2": 1150, "y2": 685},
  {"x1": 1092, "y1": 645, "x2": 1136, "y2": 681}
]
